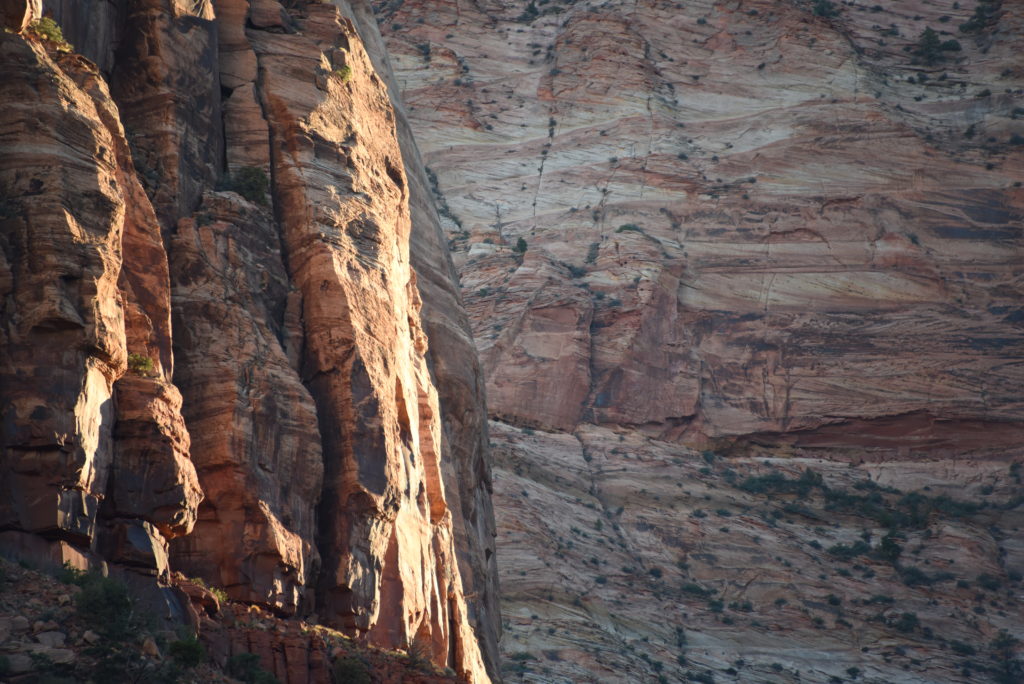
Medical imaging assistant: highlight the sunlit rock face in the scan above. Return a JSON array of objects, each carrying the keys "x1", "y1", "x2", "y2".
[
  {"x1": 376, "y1": 0, "x2": 1023, "y2": 680},
  {"x1": 0, "y1": 2, "x2": 499, "y2": 681}
]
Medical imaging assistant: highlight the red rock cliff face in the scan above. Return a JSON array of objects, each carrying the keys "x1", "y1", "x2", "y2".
[
  {"x1": 0, "y1": 1, "x2": 498, "y2": 682},
  {"x1": 376, "y1": 0, "x2": 1023, "y2": 681}
]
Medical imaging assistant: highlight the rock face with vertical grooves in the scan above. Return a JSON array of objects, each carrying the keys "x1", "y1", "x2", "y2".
[
  {"x1": 374, "y1": 0, "x2": 1023, "y2": 681},
  {"x1": 0, "y1": 1, "x2": 498, "y2": 682}
]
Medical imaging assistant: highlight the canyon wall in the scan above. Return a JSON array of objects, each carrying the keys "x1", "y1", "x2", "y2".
[
  {"x1": 0, "y1": 1, "x2": 498, "y2": 681},
  {"x1": 375, "y1": 0, "x2": 1023, "y2": 681}
]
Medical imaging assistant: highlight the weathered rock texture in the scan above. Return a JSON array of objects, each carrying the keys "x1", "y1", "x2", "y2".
[
  {"x1": 375, "y1": 0, "x2": 1023, "y2": 680},
  {"x1": 0, "y1": 1, "x2": 498, "y2": 681}
]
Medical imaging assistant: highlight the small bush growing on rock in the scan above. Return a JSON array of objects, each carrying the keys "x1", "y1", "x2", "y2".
[
  {"x1": 57, "y1": 561, "x2": 89, "y2": 585},
  {"x1": 960, "y1": 2, "x2": 997, "y2": 33},
  {"x1": 514, "y1": 237, "x2": 528, "y2": 253},
  {"x1": 332, "y1": 657, "x2": 371, "y2": 684},
  {"x1": 874, "y1": 532, "x2": 903, "y2": 563},
  {"x1": 333, "y1": 65, "x2": 352, "y2": 83},
  {"x1": 990, "y1": 630, "x2": 1023, "y2": 684},
  {"x1": 76, "y1": 573, "x2": 135, "y2": 639},
  {"x1": 227, "y1": 653, "x2": 279, "y2": 684},
  {"x1": 892, "y1": 612, "x2": 919, "y2": 633},
  {"x1": 914, "y1": 27, "x2": 962, "y2": 64},
  {"x1": 127, "y1": 352, "x2": 155, "y2": 376},
  {"x1": 406, "y1": 639, "x2": 432, "y2": 671},
  {"x1": 813, "y1": 0, "x2": 838, "y2": 17},
  {"x1": 223, "y1": 166, "x2": 269, "y2": 205},
  {"x1": 976, "y1": 573, "x2": 1002, "y2": 591},
  {"x1": 168, "y1": 632, "x2": 205, "y2": 668},
  {"x1": 28, "y1": 18, "x2": 73, "y2": 51},
  {"x1": 827, "y1": 540, "x2": 870, "y2": 560}
]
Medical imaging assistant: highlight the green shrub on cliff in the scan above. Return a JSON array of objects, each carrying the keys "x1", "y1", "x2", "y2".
[
  {"x1": 333, "y1": 65, "x2": 352, "y2": 83},
  {"x1": 813, "y1": 0, "x2": 838, "y2": 17},
  {"x1": 223, "y1": 166, "x2": 269, "y2": 205},
  {"x1": 333, "y1": 657, "x2": 371, "y2": 684},
  {"x1": 960, "y1": 2, "x2": 998, "y2": 33},
  {"x1": 127, "y1": 352, "x2": 154, "y2": 376},
  {"x1": 76, "y1": 573, "x2": 135, "y2": 639},
  {"x1": 168, "y1": 632, "x2": 205, "y2": 668},
  {"x1": 227, "y1": 653, "x2": 279, "y2": 684},
  {"x1": 28, "y1": 18, "x2": 73, "y2": 52}
]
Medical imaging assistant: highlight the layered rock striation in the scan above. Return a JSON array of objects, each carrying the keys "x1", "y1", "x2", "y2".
[
  {"x1": 375, "y1": 0, "x2": 1023, "y2": 680},
  {"x1": 0, "y1": 1, "x2": 498, "y2": 681}
]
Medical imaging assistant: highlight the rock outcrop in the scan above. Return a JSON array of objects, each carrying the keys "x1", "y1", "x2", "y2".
[
  {"x1": 375, "y1": 0, "x2": 1023, "y2": 680},
  {"x1": 0, "y1": 2, "x2": 498, "y2": 682}
]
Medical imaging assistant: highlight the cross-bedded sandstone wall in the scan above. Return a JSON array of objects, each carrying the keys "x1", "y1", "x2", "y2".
[{"x1": 375, "y1": 0, "x2": 1023, "y2": 681}]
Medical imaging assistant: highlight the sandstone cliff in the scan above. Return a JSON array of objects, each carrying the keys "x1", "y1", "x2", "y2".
[
  {"x1": 0, "y1": 1, "x2": 498, "y2": 682},
  {"x1": 375, "y1": 0, "x2": 1023, "y2": 681}
]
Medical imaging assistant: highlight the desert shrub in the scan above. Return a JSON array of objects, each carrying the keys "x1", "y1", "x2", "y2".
[
  {"x1": 898, "y1": 565, "x2": 953, "y2": 587},
  {"x1": 977, "y1": 573, "x2": 1002, "y2": 591},
  {"x1": 127, "y1": 352, "x2": 154, "y2": 376},
  {"x1": 76, "y1": 573, "x2": 136, "y2": 639},
  {"x1": 960, "y1": 2, "x2": 997, "y2": 33},
  {"x1": 681, "y1": 583, "x2": 712, "y2": 597},
  {"x1": 914, "y1": 27, "x2": 964, "y2": 64},
  {"x1": 333, "y1": 65, "x2": 352, "y2": 83},
  {"x1": 227, "y1": 653, "x2": 279, "y2": 684},
  {"x1": 813, "y1": 0, "x2": 838, "y2": 17},
  {"x1": 874, "y1": 533, "x2": 903, "y2": 563},
  {"x1": 827, "y1": 541, "x2": 871, "y2": 560},
  {"x1": 224, "y1": 166, "x2": 269, "y2": 205},
  {"x1": 332, "y1": 657, "x2": 371, "y2": 684},
  {"x1": 514, "y1": 237, "x2": 528, "y2": 253},
  {"x1": 406, "y1": 639, "x2": 432, "y2": 671},
  {"x1": 169, "y1": 633, "x2": 205, "y2": 668},
  {"x1": 892, "y1": 612, "x2": 919, "y2": 632},
  {"x1": 28, "y1": 18, "x2": 72, "y2": 51},
  {"x1": 738, "y1": 468, "x2": 823, "y2": 497},
  {"x1": 616, "y1": 223, "x2": 643, "y2": 233},
  {"x1": 57, "y1": 561, "x2": 89, "y2": 586},
  {"x1": 991, "y1": 630, "x2": 1023, "y2": 684}
]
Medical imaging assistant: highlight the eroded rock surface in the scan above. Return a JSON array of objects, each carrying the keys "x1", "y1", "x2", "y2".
[
  {"x1": 375, "y1": 0, "x2": 1024, "y2": 680},
  {"x1": 0, "y1": 2, "x2": 499, "y2": 681}
]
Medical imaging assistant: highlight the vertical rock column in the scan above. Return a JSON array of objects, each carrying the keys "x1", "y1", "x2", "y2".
[
  {"x1": 0, "y1": 31, "x2": 201, "y2": 574},
  {"x1": 236, "y1": 1, "x2": 490, "y2": 678},
  {"x1": 346, "y1": 0, "x2": 501, "y2": 672}
]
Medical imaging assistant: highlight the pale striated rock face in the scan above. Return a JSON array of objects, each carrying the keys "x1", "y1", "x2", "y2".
[
  {"x1": 378, "y1": 0, "x2": 1023, "y2": 444},
  {"x1": 376, "y1": 0, "x2": 1023, "y2": 680},
  {"x1": 0, "y1": 2, "x2": 499, "y2": 682}
]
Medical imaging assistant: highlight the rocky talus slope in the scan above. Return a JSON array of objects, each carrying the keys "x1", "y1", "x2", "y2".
[
  {"x1": 0, "y1": 1, "x2": 497, "y2": 682},
  {"x1": 375, "y1": 0, "x2": 1024, "y2": 681},
  {"x1": 0, "y1": 555, "x2": 463, "y2": 683}
]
